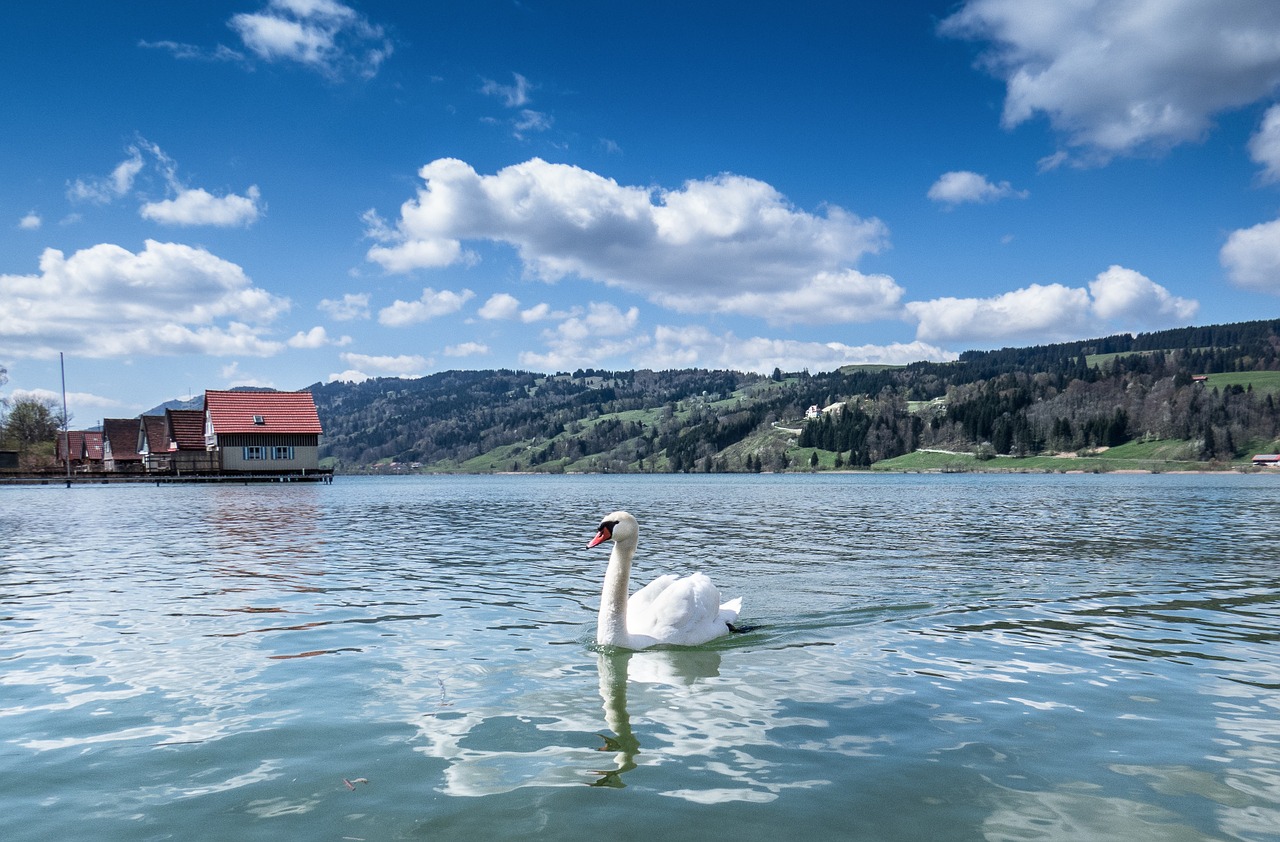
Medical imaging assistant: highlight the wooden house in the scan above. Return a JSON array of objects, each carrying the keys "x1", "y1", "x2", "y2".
[
  {"x1": 138, "y1": 409, "x2": 216, "y2": 473},
  {"x1": 137, "y1": 415, "x2": 170, "y2": 471},
  {"x1": 102, "y1": 418, "x2": 144, "y2": 472},
  {"x1": 203, "y1": 390, "x2": 323, "y2": 474},
  {"x1": 57, "y1": 430, "x2": 105, "y2": 471},
  {"x1": 168, "y1": 408, "x2": 216, "y2": 473}
]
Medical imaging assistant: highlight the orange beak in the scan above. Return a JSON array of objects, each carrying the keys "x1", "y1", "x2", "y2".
[{"x1": 587, "y1": 525, "x2": 611, "y2": 549}]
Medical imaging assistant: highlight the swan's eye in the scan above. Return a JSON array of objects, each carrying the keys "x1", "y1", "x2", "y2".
[{"x1": 597, "y1": 521, "x2": 616, "y2": 538}]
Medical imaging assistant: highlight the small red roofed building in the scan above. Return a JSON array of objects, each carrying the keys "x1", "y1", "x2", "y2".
[
  {"x1": 58, "y1": 430, "x2": 105, "y2": 471},
  {"x1": 137, "y1": 411, "x2": 214, "y2": 473},
  {"x1": 138, "y1": 414, "x2": 169, "y2": 470},
  {"x1": 103, "y1": 418, "x2": 145, "y2": 472},
  {"x1": 203, "y1": 390, "x2": 324, "y2": 474}
]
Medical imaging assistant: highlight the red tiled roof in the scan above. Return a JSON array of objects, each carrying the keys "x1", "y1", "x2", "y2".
[
  {"x1": 103, "y1": 418, "x2": 142, "y2": 461},
  {"x1": 83, "y1": 431, "x2": 104, "y2": 460},
  {"x1": 141, "y1": 415, "x2": 168, "y2": 454},
  {"x1": 166, "y1": 408, "x2": 206, "y2": 450},
  {"x1": 204, "y1": 390, "x2": 322, "y2": 435}
]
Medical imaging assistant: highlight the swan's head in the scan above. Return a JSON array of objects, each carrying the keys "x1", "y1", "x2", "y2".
[{"x1": 587, "y1": 511, "x2": 638, "y2": 549}]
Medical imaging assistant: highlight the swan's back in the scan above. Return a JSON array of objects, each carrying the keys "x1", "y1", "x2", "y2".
[{"x1": 628, "y1": 572, "x2": 740, "y2": 646}]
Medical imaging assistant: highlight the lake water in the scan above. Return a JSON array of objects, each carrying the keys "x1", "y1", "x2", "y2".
[{"x1": 2, "y1": 473, "x2": 1279, "y2": 841}]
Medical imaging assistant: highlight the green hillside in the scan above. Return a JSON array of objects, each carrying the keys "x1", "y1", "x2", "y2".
[{"x1": 308, "y1": 319, "x2": 1280, "y2": 474}]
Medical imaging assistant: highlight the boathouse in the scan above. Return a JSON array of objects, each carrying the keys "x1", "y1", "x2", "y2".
[{"x1": 203, "y1": 390, "x2": 323, "y2": 474}]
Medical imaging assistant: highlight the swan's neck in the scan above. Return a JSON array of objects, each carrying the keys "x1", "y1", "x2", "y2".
[{"x1": 597, "y1": 539, "x2": 634, "y2": 647}]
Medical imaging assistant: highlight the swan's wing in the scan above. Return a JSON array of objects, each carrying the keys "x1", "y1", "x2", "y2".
[
  {"x1": 626, "y1": 574, "x2": 679, "y2": 635},
  {"x1": 718, "y1": 596, "x2": 743, "y2": 625},
  {"x1": 632, "y1": 573, "x2": 728, "y2": 643}
]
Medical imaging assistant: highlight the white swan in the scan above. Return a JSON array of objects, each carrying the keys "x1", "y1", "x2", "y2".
[{"x1": 587, "y1": 511, "x2": 742, "y2": 650}]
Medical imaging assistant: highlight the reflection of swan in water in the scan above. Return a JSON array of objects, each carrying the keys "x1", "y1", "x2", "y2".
[
  {"x1": 590, "y1": 648, "x2": 723, "y2": 787},
  {"x1": 588, "y1": 511, "x2": 741, "y2": 649}
]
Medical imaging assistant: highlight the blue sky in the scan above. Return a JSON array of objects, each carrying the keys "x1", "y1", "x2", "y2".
[{"x1": 5, "y1": 1, "x2": 1280, "y2": 424}]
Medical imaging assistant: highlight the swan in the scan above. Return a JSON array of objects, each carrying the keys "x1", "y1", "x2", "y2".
[{"x1": 587, "y1": 511, "x2": 742, "y2": 650}]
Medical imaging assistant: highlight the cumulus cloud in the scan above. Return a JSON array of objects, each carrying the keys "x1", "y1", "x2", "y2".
[
  {"x1": 518, "y1": 303, "x2": 647, "y2": 371},
  {"x1": 1249, "y1": 105, "x2": 1280, "y2": 183},
  {"x1": 0, "y1": 240, "x2": 289, "y2": 359},
  {"x1": 286, "y1": 325, "x2": 349, "y2": 348},
  {"x1": 228, "y1": 0, "x2": 392, "y2": 79},
  {"x1": 69, "y1": 139, "x2": 264, "y2": 228},
  {"x1": 366, "y1": 157, "x2": 892, "y2": 325},
  {"x1": 478, "y1": 292, "x2": 521, "y2": 320},
  {"x1": 927, "y1": 170, "x2": 1027, "y2": 206},
  {"x1": 327, "y1": 369, "x2": 370, "y2": 384},
  {"x1": 318, "y1": 292, "x2": 371, "y2": 321},
  {"x1": 18, "y1": 212, "x2": 41, "y2": 230},
  {"x1": 141, "y1": 185, "x2": 263, "y2": 227},
  {"x1": 906, "y1": 266, "x2": 1197, "y2": 343},
  {"x1": 1088, "y1": 265, "x2": 1198, "y2": 323},
  {"x1": 1221, "y1": 216, "x2": 1280, "y2": 293},
  {"x1": 942, "y1": 0, "x2": 1280, "y2": 163},
  {"x1": 339, "y1": 352, "x2": 429, "y2": 376},
  {"x1": 634, "y1": 325, "x2": 957, "y2": 374},
  {"x1": 377, "y1": 287, "x2": 474, "y2": 327},
  {"x1": 444, "y1": 342, "x2": 489, "y2": 357},
  {"x1": 477, "y1": 292, "x2": 564, "y2": 323}
]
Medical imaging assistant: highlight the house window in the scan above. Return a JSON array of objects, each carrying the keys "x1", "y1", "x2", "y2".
[
  {"x1": 252, "y1": 415, "x2": 266, "y2": 425},
  {"x1": 272, "y1": 446, "x2": 294, "y2": 460},
  {"x1": 244, "y1": 446, "x2": 267, "y2": 460}
]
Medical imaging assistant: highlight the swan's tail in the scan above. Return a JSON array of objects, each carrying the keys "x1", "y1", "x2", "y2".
[{"x1": 719, "y1": 596, "x2": 743, "y2": 624}]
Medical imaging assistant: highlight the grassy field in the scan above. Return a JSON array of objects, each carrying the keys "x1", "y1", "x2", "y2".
[
  {"x1": 870, "y1": 439, "x2": 1255, "y2": 473},
  {"x1": 1201, "y1": 370, "x2": 1280, "y2": 395}
]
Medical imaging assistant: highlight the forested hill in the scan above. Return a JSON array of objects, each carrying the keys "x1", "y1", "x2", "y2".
[{"x1": 309, "y1": 318, "x2": 1280, "y2": 473}]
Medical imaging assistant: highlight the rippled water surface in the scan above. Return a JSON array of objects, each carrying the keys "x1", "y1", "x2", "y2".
[{"x1": 3, "y1": 473, "x2": 1280, "y2": 841}]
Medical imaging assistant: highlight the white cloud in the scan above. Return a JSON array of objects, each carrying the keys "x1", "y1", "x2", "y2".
[
  {"x1": 0, "y1": 240, "x2": 289, "y2": 359},
  {"x1": 228, "y1": 0, "x2": 392, "y2": 79},
  {"x1": 68, "y1": 139, "x2": 264, "y2": 228},
  {"x1": 218, "y1": 361, "x2": 276, "y2": 389},
  {"x1": 634, "y1": 325, "x2": 957, "y2": 374},
  {"x1": 340, "y1": 352, "x2": 428, "y2": 376},
  {"x1": 287, "y1": 325, "x2": 349, "y2": 348},
  {"x1": 927, "y1": 170, "x2": 1027, "y2": 206},
  {"x1": 664, "y1": 269, "x2": 905, "y2": 327},
  {"x1": 68, "y1": 146, "x2": 144, "y2": 203},
  {"x1": 366, "y1": 157, "x2": 892, "y2": 324},
  {"x1": 1221, "y1": 216, "x2": 1280, "y2": 293},
  {"x1": 444, "y1": 342, "x2": 489, "y2": 357},
  {"x1": 906, "y1": 266, "x2": 1198, "y2": 343},
  {"x1": 478, "y1": 292, "x2": 520, "y2": 320},
  {"x1": 480, "y1": 72, "x2": 533, "y2": 108},
  {"x1": 327, "y1": 369, "x2": 370, "y2": 384},
  {"x1": 476, "y1": 293, "x2": 563, "y2": 323},
  {"x1": 10, "y1": 387, "x2": 129, "y2": 416},
  {"x1": 378, "y1": 287, "x2": 474, "y2": 327},
  {"x1": 18, "y1": 212, "x2": 41, "y2": 230},
  {"x1": 518, "y1": 303, "x2": 648, "y2": 371},
  {"x1": 907, "y1": 284, "x2": 1091, "y2": 344},
  {"x1": 1250, "y1": 105, "x2": 1280, "y2": 183},
  {"x1": 318, "y1": 292, "x2": 371, "y2": 321},
  {"x1": 1088, "y1": 265, "x2": 1197, "y2": 323},
  {"x1": 140, "y1": 185, "x2": 263, "y2": 227},
  {"x1": 942, "y1": 0, "x2": 1280, "y2": 162},
  {"x1": 513, "y1": 109, "x2": 553, "y2": 137}
]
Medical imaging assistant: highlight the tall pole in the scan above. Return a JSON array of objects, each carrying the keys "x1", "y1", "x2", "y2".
[{"x1": 60, "y1": 352, "x2": 70, "y2": 487}]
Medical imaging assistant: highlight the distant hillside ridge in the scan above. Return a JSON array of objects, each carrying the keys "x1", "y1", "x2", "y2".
[{"x1": 305, "y1": 317, "x2": 1280, "y2": 472}]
